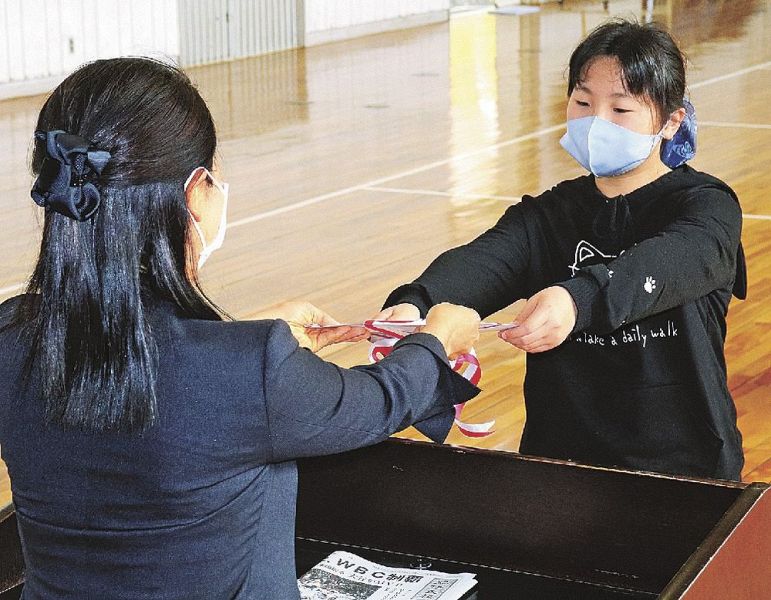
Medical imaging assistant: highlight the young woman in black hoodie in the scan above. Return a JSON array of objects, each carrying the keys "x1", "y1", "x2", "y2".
[{"x1": 379, "y1": 20, "x2": 747, "y2": 480}]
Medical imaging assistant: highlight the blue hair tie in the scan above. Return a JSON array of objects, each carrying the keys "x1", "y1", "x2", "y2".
[
  {"x1": 30, "y1": 130, "x2": 111, "y2": 221},
  {"x1": 660, "y1": 98, "x2": 696, "y2": 169}
]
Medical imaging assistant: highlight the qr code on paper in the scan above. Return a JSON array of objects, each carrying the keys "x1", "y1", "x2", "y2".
[{"x1": 413, "y1": 577, "x2": 456, "y2": 599}]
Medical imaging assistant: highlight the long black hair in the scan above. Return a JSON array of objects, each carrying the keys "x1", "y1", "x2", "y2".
[
  {"x1": 567, "y1": 19, "x2": 687, "y2": 125},
  {"x1": 12, "y1": 57, "x2": 223, "y2": 432}
]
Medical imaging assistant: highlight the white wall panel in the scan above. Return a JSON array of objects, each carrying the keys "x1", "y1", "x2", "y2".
[
  {"x1": 42, "y1": 2, "x2": 65, "y2": 74},
  {"x1": 2, "y1": 0, "x2": 448, "y2": 92},
  {"x1": 0, "y1": 0, "x2": 180, "y2": 86},
  {"x1": 59, "y1": 0, "x2": 86, "y2": 72},
  {"x1": 94, "y1": 0, "x2": 121, "y2": 59},
  {"x1": 4, "y1": 0, "x2": 25, "y2": 82},
  {"x1": 179, "y1": 0, "x2": 228, "y2": 65},
  {"x1": 0, "y1": 2, "x2": 10, "y2": 83},
  {"x1": 21, "y1": 0, "x2": 48, "y2": 79},
  {"x1": 304, "y1": 0, "x2": 450, "y2": 35},
  {"x1": 164, "y1": 0, "x2": 180, "y2": 57},
  {"x1": 128, "y1": 1, "x2": 156, "y2": 55},
  {"x1": 178, "y1": 0, "x2": 298, "y2": 66},
  {"x1": 82, "y1": 0, "x2": 100, "y2": 64}
]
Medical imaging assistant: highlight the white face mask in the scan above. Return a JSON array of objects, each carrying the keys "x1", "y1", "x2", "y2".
[{"x1": 184, "y1": 167, "x2": 229, "y2": 270}]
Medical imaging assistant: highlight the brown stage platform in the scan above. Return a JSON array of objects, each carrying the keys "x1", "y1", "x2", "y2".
[{"x1": 1, "y1": 439, "x2": 769, "y2": 598}]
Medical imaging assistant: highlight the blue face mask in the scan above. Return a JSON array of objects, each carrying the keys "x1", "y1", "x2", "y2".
[{"x1": 560, "y1": 116, "x2": 665, "y2": 177}]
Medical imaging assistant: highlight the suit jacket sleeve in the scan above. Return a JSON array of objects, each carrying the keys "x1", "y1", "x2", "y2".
[{"x1": 262, "y1": 320, "x2": 480, "y2": 462}]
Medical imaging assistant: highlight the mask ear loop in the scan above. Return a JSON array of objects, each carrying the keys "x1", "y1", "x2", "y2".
[
  {"x1": 184, "y1": 166, "x2": 217, "y2": 270},
  {"x1": 658, "y1": 108, "x2": 682, "y2": 140},
  {"x1": 185, "y1": 167, "x2": 228, "y2": 198},
  {"x1": 184, "y1": 166, "x2": 208, "y2": 191},
  {"x1": 655, "y1": 106, "x2": 677, "y2": 139}
]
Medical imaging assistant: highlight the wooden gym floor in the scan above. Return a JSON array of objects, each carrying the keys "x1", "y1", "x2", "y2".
[{"x1": 1, "y1": 0, "x2": 770, "y2": 506}]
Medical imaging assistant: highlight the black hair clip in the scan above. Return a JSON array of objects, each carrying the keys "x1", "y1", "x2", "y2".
[{"x1": 31, "y1": 130, "x2": 111, "y2": 221}]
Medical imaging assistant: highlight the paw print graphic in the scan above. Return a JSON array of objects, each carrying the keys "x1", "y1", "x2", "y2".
[{"x1": 644, "y1": 276, "x2": 656, "y2": 294}]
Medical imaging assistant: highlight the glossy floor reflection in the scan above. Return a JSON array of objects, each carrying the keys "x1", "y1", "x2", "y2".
[{"x1": 1, "y1": 0, "x2": 770, "y2": 504}]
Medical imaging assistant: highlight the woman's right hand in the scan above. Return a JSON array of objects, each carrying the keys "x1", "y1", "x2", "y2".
[
  {"x1": 421, "y1": 303, "x2": 480, "y2": 360},
  {"x1": 256, "y1": 301, "x2": 367, "y2": 352}
]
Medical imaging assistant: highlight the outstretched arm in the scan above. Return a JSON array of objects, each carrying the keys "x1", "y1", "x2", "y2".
[
  {"x1": 263, "y1": 311, "x2": 480, "y2": 462},
  {"x1": 560, "y1": 188, "x2": 742, "y2": 334},
  {"x1": 381, "y1": 203, "x2": 532, "y2": 319},
  {"x1": 500, "y1": 187, "x2": 743, "y2": 352}
]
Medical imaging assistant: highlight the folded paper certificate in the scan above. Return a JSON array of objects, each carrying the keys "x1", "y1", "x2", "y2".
[{"x1": 308, "y1": 319, "x2": 518, "y2": 333}]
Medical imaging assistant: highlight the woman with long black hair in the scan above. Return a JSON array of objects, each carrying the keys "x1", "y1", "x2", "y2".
[{"x1": 0, "y1": 57, "x2": 481, "y2": 599}]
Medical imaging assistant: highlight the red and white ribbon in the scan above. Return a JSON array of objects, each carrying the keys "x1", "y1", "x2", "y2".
[{"x1": 363, "y1": 320, "x2": 494, "y2": 438}]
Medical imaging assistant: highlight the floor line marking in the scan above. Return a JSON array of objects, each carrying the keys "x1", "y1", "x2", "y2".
[
  {"x1": 689, "y1": 61, "x2": 771, "y2": 89},
  {"x1": 227, "y1": 59, "x2": 771, "y2": 230},
  {"x1": 366, "y1": 189, "x2": 771, "y2": 221},
  {"x1": 3, "y1": 61, "x2": 771, "y2": 298},
  {"x1": 365, "y1": 189, "x2": 771, "y2": 221},
  {"x1": 363, "y1": 186, "x2": 522, "y2": 202},
  {"x1": 4, "y1": 214, "x2": 771, "y2": 297},
  {"x1": 227, "y1": 124, "x2": 563, "y2": 229},
  {"x1": 228, "y1": 184, "x2": 369, "y2": 228},
  {"x1": 701, "y1": 121, "x2": 771, "y2": 130}
]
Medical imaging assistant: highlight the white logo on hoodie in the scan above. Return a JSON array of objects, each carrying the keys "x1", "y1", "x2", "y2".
[{"x1": 569, "y1": 240, "x2": 618, "y2": 276}]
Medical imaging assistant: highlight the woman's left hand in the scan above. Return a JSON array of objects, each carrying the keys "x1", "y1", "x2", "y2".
[
  {"x1": 498, "y1": 286, "x2": 577, "y2": 353},
  {"x1": 259, "y1": 301, "x2": 368, "y2": 353}
]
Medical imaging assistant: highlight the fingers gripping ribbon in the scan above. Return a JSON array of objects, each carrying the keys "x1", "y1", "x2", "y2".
[{"x1": 364, "y1": 320, "x2": 495, "y2": 438}]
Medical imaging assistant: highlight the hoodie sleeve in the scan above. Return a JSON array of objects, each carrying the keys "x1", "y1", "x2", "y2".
[
  {"x1": 383, "y1": 202, "x2": 532, "y2": 318},
  {"x1": 559, "y1": 186, "x2": 743, "y2": 334}
]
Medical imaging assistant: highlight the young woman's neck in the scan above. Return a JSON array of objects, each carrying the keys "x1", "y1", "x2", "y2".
[{"x1": 594, "y1": 153, "x2": 672, "y2": 198}]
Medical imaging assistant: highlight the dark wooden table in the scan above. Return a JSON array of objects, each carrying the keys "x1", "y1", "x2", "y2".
[{"x1": 295, "y1": 439, "x2": 771, "y2": 600}]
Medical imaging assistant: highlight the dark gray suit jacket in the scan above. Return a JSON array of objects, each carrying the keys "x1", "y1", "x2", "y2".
[{"x1": 0, "y1": 297, "x2": 478, "y2": 599}]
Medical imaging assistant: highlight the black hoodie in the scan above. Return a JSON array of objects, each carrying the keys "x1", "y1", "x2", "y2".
[{"x1": 385, "y1": 165, "x2": 747, "y2": 480}]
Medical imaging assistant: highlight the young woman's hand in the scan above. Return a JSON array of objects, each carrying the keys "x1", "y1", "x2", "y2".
[
  {"x1": 258, "y1": 301, "x2": 368, "y2": 352},
  {"x1": 420, "y1": 303, "x2": 480, "y2": 360},
  {"x1": 372, "y1": 303, "x2": 421, "y2": 322},
  {"x1": 498, "y1": 287, "x2": 576, "y2": 353}
]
